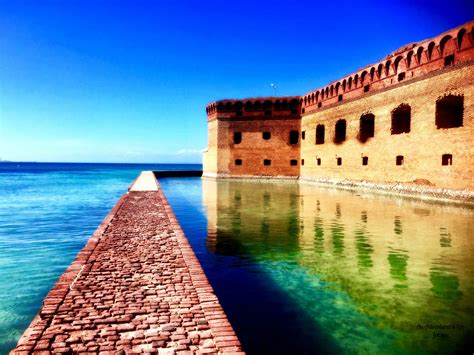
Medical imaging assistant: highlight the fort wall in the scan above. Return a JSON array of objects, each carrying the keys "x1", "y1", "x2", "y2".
[
  {"x1": 204, "y1": 22, "x2": 474, "y2": 197},
  {"x1": 301, "y1": 63, "x2": 474, "y2": 190}
]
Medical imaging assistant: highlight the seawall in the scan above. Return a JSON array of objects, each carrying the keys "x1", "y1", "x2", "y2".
[{"x1": 12, "y1": 171, "x2": 243, "y2": 354}]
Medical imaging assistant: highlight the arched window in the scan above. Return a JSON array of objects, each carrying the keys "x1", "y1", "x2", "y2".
[
  {"x1": 348, "y1": 77, "x2": 352, "y2": 90},
  {"x1": 416, "y1": 47, "x2": 424, "y2": 64},
  {"x1": 335, "y1": 82, "x2": 341, "y2": 95},
  {"x1": 406, "y1": 51, "x2": 414, "y2": 68},
  {"x1": 391, "y1": 104, "x2": 411, "y2": 134},
  {"x1": 354, "y1": 74, "x2": 359, "y2": 87},
  {"x1": 394, "y1": 56, "x2": 404, "y2": 73},
  {"x1": 234, "y1": 101, "x2": 243, "y2": 111},
  {"x1": 427, "y1": 41, "x2": 436, "y2": 60},
  {"x1": 440, "y1": 35, "x2": 453, "y2": 55},
  {"x1": 385, "y1": 60, "x2": 392, "y2": 76},
  {"x1": 457, "y1": 28, "x2": 466, "y2": 49},
  {"x1": 370, "y1": 67, "x2": 375, "y2": 81},
  {"x1": 377, "y1": 64, "x2": 383, "y2": 78},
  {"x1": 342, "y1": 79, "x2": 347, "y2": 92},
  {"x1": 244, "y1": 101, "x2": 253, "y2": 111},
  {"x1": 361, "y1": 71, "x2": 368, "y2": 84}
]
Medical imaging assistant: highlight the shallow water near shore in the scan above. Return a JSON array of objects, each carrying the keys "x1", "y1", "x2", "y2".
[
  {"x1": 0, "y1": 163, "x2": 473, "y2": 353},
  {"x1": 0, "y1": 163, "x2": 200, "y2": 353},
  {"x1": 160, "y1": 177, "x2": 474, "y2": 354}
]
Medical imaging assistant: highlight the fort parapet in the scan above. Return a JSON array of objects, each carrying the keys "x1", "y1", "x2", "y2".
[{"x1": 203, "y1": 21, "x2": 474, "y2": 198}]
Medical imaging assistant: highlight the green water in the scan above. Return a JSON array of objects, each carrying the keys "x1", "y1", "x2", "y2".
[{"x1": 197, "y1": 179, "x2": 474, "y2": 353}]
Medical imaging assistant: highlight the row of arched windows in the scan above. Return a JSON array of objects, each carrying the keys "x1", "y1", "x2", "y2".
[
  {"x1": 206, "y1": 98, "x2": 300, "y2": 114},
  {"x1": 301, "y1": 26, "x2": 472, "y2": 108},
  {"x1": 312, "y1": 94, "x2": 463, "y2": 145}
]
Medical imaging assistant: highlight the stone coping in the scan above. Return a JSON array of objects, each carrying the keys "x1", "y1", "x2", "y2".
[
  {"x1": 129, "y1": 171, "x2": 160, "y2": 191},
  {"x1": 201, "y1": 173, "x2": 473, "y2": 205}
]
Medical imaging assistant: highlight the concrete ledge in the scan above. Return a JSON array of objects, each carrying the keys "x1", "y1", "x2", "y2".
[
  {"x1": 129, "y1": 171, "x2": 159, "y2": 191},
  {"x1": 299, "y1": 176, "x2": 474, "y2": 205}
]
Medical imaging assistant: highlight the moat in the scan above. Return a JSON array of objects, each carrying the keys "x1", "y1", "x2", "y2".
[{"x1": 161, "y1": 177, "x2": 473, "y2": 354}]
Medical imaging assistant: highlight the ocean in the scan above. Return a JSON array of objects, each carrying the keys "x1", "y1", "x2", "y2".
[
  {"x1": 0, "y1": 163, "x2": 201, "y2": 353},
  {"x1": 1, "y1": 163, "x2": 473, "y2": 353}
]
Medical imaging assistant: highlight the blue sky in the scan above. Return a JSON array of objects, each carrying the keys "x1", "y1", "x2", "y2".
[{"x1": 0, "y1": 0, "x2": 472, "y2": 163}]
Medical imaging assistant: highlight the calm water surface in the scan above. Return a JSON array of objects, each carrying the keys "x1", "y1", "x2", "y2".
[
  {"x1": 160, "y1": 178, "x2": 474, "y2": 354},
  {"x1": 0, "y1": 163, "x2": 200, "y2": 353},
  {"x1": 0, "y1": 164, "x2": 473, "y2": 353}
]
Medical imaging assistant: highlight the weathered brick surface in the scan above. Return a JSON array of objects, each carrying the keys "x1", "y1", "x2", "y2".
[
  {"x1": 203, "y1": 22, "x2": 474, "y2": 194},
  {"x1": 12, "y1": 187, "x2": 242, "y2": 354}
]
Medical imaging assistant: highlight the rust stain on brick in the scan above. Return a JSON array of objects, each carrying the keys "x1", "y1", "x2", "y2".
[{"x1": 11, "y1": 183, "x2": 243, "y2": 354}]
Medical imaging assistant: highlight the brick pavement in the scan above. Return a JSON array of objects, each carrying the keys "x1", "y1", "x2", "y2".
[{"x1": 12, "y1": 178, "x2": 243, "y2": 354}]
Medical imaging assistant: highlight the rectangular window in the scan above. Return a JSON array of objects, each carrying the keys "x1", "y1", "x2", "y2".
[
  {"x1": 364, "y1": 85, "x2": 370, "y2": 93},
  {"x1": 302, "y1": 131, "x2": 306, "y2": 140},
  {"x1": 436, "y1": 94, "x2": 463, "y2": 129},
  {"x1": 362, "y1": 156, "x2": 368, "y2": 165},
  {"x1": 264, "y1": 159, "x2": 272, "y2": 166},
  {"x1": 359, "y1": 114, "x2": 375, "y2": 142},
  {"x1": 265, "y1": 110, "x2": 272, "y2": 116},
  {"x1": 316, "y1": 158, "x2": 321, "y2": 166},
  {"x1": 398, "y1": 72, "x2": 406, "y2": 82},
  {"x1": 290, "y1": 159, "x2": 298, "y2": 166},
  {"x1": 334, "y1": 119, "x2": 347, "y2": 143},
  {"x1": 338, "y1": 95, "x2": 343, "y2": 102},
  {"x1": 262, "y1": 131, "x2": 271, "y2": 140},
  {"x1": 233, "y1": 132, "x2": 242, "y2": 144},
  {"x1": 396, "y1": 155, "x2": 404, "y2": 166},
  {"x1": 235, "y1": 111, "x2": 243, "y2": 116},
  {"x1": 444, "y1": 55, "x2": 454, "y2": 66},
  {"x1": 318, "y1": 102, "x2": 322, "y2": 108},
  {"x1": 337, "y1": 157, "x2": 342, "y2": 166},
  {"x1": 289, "y1": 130, "x2": 299, "y2": 145},
  {"x1": 301, "y1": 159, "x2": 305, "y2": 166},
  {"x1": 235, "y1": 159, "x2": 242, "y2": 166},
  {"x1": 391, "y1": 104, "x2": 411, "y2": 134},
  {"x1": 316, "y1": 125, "x2": 325, "y2": 144},
  {"x1": 442, "y1": 154, "x2": 452, "y2": 166}
]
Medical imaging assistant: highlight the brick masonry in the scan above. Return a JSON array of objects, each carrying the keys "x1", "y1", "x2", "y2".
[
  {"x1": 203, "y1": 22, "x2": 474, "y2": 198},
  {"x1": 11, "y1": 176, "x2": 243, "y2": 354}
]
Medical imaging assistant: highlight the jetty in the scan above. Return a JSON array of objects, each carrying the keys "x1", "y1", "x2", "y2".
[{"x1": 12, "y1": 171, "x2": 242, "y2": 354}]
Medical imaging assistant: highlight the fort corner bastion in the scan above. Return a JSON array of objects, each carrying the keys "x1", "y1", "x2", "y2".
[{"x1": 203, "y1": 21, "x2": 474, "y2": 201}]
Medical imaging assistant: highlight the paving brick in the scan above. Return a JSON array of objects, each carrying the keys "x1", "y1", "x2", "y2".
[{"x1": 11, "y1": 187, "x2": 242, "y2": 353}]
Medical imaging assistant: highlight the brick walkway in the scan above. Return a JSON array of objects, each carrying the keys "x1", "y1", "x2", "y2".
[{"x1": 12, "y1": 176, "x2": 243, "y2": 354}]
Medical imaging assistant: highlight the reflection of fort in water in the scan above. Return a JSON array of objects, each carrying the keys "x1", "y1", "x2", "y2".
[{"x1": 202, "y1": 179, "x2": 474, "y2": 349}]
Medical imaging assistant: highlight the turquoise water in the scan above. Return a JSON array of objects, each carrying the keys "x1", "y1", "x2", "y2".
[
  {"x1": 160, "y1": 178, "x2": 474, "y2": 354},
  {"x1": 1, "y1": 164, "x2": 473, "y2": 353},
  {"x1": 0, "y1": 163, "x2": 200, "y2": 353}
]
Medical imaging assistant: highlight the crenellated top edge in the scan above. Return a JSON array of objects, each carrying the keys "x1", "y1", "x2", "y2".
[
  {"x1": 206, "y1": 96, "x2": 301, "y2": 116},
  {"x1": 206, "y1": 21, "x2": 474, "y2": 117},
  {"x1": 300, "y1": 21, "x2": 474, "y2": 111}
]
